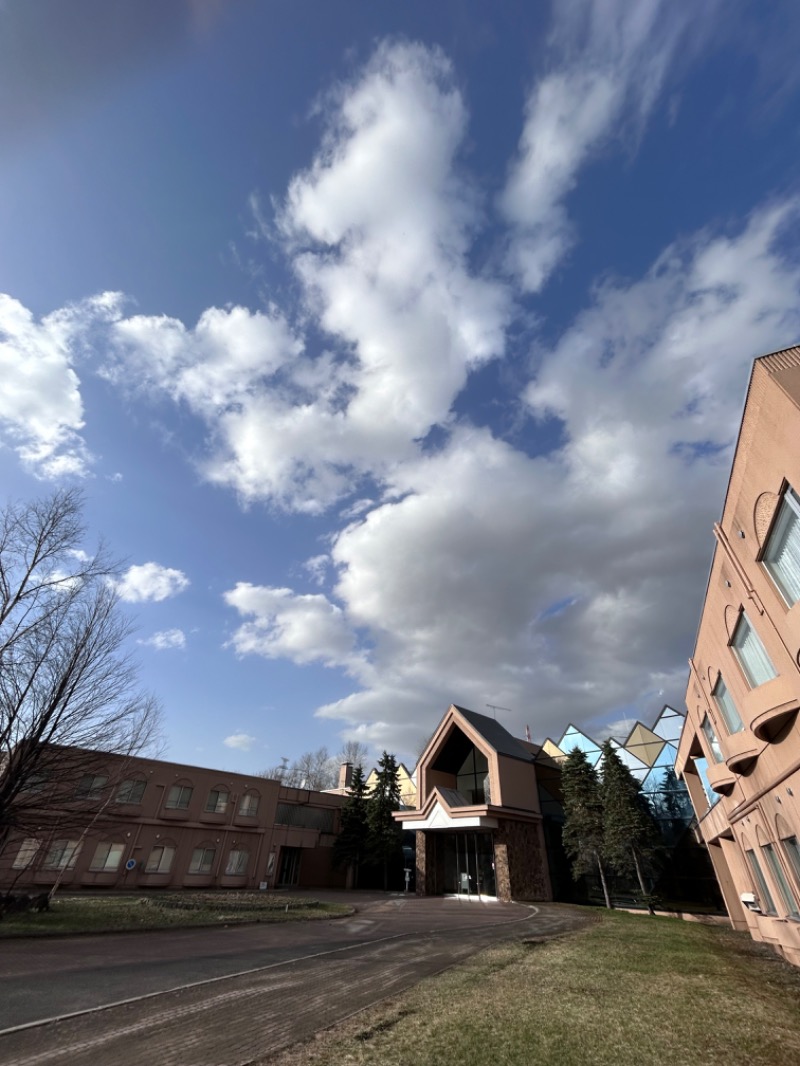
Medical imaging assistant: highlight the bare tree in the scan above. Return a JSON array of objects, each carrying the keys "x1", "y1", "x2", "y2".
[
  {"x1": 336, "y1": 739, "x2": 369, "y2": 772},
  {"x1": 0, "y1": 489, "x2": 163, "y2": 854}
]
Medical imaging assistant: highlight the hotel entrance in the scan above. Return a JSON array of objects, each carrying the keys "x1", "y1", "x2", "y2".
[{"x1": 442, "y1": 831, "x2": 496, "y2": 898}]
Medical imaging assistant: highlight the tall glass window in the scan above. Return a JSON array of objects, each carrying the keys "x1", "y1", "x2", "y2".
[
  {"x1": 764, "y1": 487, "x2": 800, "y2": 606},
  {"x1": 731, "y1": 614, "x2": 777, "y2": 688},
  {"x1": 746, "y1": 848, "x2": 776, "y2": 914},
  {"x1": 762, "y1": 843, "x2": 800, "y2": 917},
  {"x1": 712, "y1": 677, "x2": 743, "y2": 734},
  {"x1": 701, "y1": 716, "x2": 723, "y2": 763}
]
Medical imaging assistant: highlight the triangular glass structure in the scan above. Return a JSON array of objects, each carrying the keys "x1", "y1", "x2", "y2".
[
  {"x1": 558, "y1": 725, "x2": 602, "y2": 766},
  {"x1": 625, "y1": 723, "x2": 665, "y2": 767},
  {"x1": 652, "y1": 705, "x2": 685, "y2": 744}
]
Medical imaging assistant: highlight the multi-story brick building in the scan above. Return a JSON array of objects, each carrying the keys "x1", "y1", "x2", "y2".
[
  {"x1": 0, "y1": 745, "x2": 347, "y2": 893},
  {"x1": 676, "y1": 345, "x2": 800, "y2": 965}
]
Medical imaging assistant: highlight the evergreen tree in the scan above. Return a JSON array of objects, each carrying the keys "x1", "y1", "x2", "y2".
[
  {"x1": 367, "y1": 751, "x2": 403, "y2": 890},
  {"x1": 332, "y1": 764, "x2": 369, "y2": 888},
  {"x1": 561, "y1": 748, "x2": 612, "y2": 908},
  {"x1": 599, "y1": 740, "x2": 661, "y2": 899}
]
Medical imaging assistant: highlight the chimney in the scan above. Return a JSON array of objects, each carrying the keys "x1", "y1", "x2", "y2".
[{"x1": 338, "y1": 762, "x2": 354, "y2": 791}]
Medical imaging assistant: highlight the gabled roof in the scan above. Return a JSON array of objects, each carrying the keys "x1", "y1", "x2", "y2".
[{"x1": 452, "y1": 706, "x2": 535, "y2": 762}]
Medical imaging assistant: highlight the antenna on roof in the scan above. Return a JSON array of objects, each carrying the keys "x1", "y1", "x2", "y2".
[{"x1": 486, "y1": 703, "x2": 512, "y2": 720}]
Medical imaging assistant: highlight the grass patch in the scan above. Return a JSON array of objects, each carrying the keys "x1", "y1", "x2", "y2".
[
  {"x1": 0, "y1": 892, "x2": 350, "y2": 937},
  {"x1": 267, "y1": 909, "x2": 800, "y2": 1066}
]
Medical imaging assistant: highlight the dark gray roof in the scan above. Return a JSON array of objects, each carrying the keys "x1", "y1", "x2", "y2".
[
  {"x1": 453, "y1": 706, "x2": 535, "y2": 763},
  {"x1": 438, "y1": 787, "x2": 473, "y2": 808}
]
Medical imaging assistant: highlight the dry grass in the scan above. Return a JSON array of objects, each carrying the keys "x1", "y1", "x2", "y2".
[
  {"x1": 0, "y1": 892, "x2": 350, "y2": 936},
  {"x1": 267, "y1": 909, "x2": 800, "y2": 1066}
]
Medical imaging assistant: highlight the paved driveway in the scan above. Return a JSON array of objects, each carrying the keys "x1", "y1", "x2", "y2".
[{"x1": 0, "y1": 893, "x2": 589, "y2": 1066}]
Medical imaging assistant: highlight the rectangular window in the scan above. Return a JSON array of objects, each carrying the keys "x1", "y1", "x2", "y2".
[
  {"x1": 701, "y1": 716, "x2": 723, "y2": 763},
  {"x1": 781, "y1": 836, "x2": 800, "y2": 892},
  {"x1": 746, "y1": 848, "x2": 776, "y2": 914},
  {"x1": 89, "y1": 842, "x2": 125, "y2": 873},
  {"x1": 205, "y1": 789, "x2": 228, "y2": 814},
  {"x1": 762, "y1": 843, "x2": 800, "y2": 917},
  {"x1": 238, "y1": 793, "x2": 259, "y2": 816},
  {"x1": 764, "y1": 487, "x2": 800, "y2": 606},
  {"x1": 145, "y1": 844, "x2": 176, "y2": 874},
  {"x1": 12, "y1": 838, "x2": 41, "y2": 870},
  {"x1": 225, "y1": 849, "x2": 249, "y2": 876},
  {"x1": 188, "y1": 847, "x2": 216, "y2": 874},
  {"x1": 42, "y1": 839, "x2": 82, "y2": 871},
  {"x1": 712, "y1": 677, "x2": 743, "y2": 734},
  {"x1": 115, "y1": 779, "x2": 146, "y2": 805},
  {"x1": 24, "y1": 772, "x2": 50, "y2": 794},
  {"x1": 165, "y1": 785, "x2": 193, "y2": 810},
  {"x1": 75, "y1": 774, "x2": 108, "y2": 798},
  {"x1": 275, "y1": 803, "x2": 334, "y2": 832},
  {"x1": 731, "y1": 614, "x2": 777, "y2": 688}
]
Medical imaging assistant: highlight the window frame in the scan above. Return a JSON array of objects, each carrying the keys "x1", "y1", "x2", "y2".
[
  {"x1": 712, "y1": 675, "x2": 744, "y2": 734},
  {"x1": 762, "y1": 485, "x2": 800, "y2": 607},
  {"x1": 746, "y1": 848, "x2": 777, "y2": 915},
  {"x1": 165, "y1": 784, "x2": 193, "y2": 810},
  {"x1": 12, "y1": 838, "x2": 41, "y2": 870},
  {"x1": 730, "y1": 612, "x2": 777, "y2": 689},
  {"x1": 701, "y1": 715, "x2": 723, "y2": 763},
  {"x1": 42, "y1": 839, "x2": 82, "y2": 871},
  {"x1": 238, "y1": 792, "x2": 259, "y2": 817},
  {"x1": 188, "y1": 846, "x2": 216, "y2": 875},
  {"x1": 225, "y1": 848, "x2": 249, "y2": 876},
  {"x1": 762, "y1": 842, "x2": 800, "y2": 918},
  {"x1": 75, "y1": 773, "x2": 108, "y2": 799},
  {"x1": 115, "y1": 779, "x2": 146, "y2": 805},
  {"x1": 89, "y1": 841, "x2": 126, "y2": 873},
  {"x1": 145, "y1": 843, "x2": 176, "y2": 874},
  {"x1": 205, "y1": 788, "x2": 229, "y2": 814}
]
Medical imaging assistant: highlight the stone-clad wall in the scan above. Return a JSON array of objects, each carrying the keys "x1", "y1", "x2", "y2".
[
  {"x1": 494, "y1": 819, "x2": 551, "y2": 901},
  {"x1": 415, "y1": 830, "x2": 444, "y2": 895}
]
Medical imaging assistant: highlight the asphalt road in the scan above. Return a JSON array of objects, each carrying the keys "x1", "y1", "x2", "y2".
[{"x1": 0, "y1": 893, "x2": 589, "y2": 1066}]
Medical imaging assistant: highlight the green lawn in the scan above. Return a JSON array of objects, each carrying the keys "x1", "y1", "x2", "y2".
[
  {"x1": 0, "y1": 892, "x2": 350, "y2": 936},
  {"x1": 268, "y1": 909, "x2": 800, "y2": 1066}
]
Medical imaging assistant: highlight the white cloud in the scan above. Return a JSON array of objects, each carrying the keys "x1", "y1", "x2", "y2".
[
  {"x1": 307, "y1": 200, "x2": 800, "y2": 751},
  {"x1": 500, "y1": 0, "x2": 718, "y2": 292},
  {"x1": 139, "y1": 628, "x2": 187, "y2": 650},
  {"x1": 224, "y1": 582, "x2": 361, "y2": 669},
  {"x1": 0, "y1": 293, "x2": 99, "y2": 478},
  {"x1": 116, "y1": 562, "x2": 190, "y2": 603},
  {"x1": 223, "y1": 732, "x2": 258, "y2": 751}
]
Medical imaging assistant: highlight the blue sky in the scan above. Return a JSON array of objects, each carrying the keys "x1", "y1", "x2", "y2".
[{"x1": 3, "y1": 0, "x2": 800, "y2": 773}]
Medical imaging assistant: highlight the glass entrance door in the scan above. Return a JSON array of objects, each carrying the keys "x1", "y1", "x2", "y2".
[{"x1": 443, "y1": 832, "x2": 496, "y2": 897}]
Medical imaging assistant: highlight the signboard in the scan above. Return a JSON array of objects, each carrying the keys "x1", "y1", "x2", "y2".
[{"x1": 125, "y1": 859, "x2": 137, "y2": 871}]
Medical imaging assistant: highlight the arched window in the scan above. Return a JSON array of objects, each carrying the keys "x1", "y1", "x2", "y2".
[
  {"x1": 205, "y1": 786, "x2": 229, "y2": 814},
  {"x1": 238, "y1": 791, "x2": 260, "y2": 817},
  {"x1": 225, "y1": 848, "x2": 249, "y2": 876},
  {"x1": 165, "y1": 781, "x2": 194, "y2": 810},
  {"x1": 145, "y1": 841, "x2": 177, "y2": 873},
  {"x1": 188, "y1": 843, "x2": 216, "y2": 874}
]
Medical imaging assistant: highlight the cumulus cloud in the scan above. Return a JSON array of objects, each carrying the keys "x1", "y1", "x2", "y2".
[
  {"x1": 139, "y1": 628, "x2": 187, "y2": 650},
  {"x1": 223, "y1": 732, "x2": 258, "y2": 751},
  {"x1": 500, "y1": 0, "x2": 718, "y2": 292},
  {"x1": 115, "y1": 562, "x2": 190, "y2": 603},
  {"x1": 224, "y1": 582, "x2": 361, "y2": 669},
  {"x1": 0, "y1": 293, "x2": 106, "y2": 478}
]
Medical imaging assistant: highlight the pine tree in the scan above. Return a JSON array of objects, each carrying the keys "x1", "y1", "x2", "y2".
[
  {"x1": 332, "y1": 764, "x2": 369, "y2": 888},
  {"x1": 599, "y1": 740, "x2": 661, "y2": 900},
  {"x1": 367, "y1": 751, "x2": 403, "y2": 890},
  {"x1": 561, "y1": 747, "x2": 612, "y2": 908}
]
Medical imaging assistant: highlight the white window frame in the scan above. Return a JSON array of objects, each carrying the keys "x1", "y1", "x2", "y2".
[
  {"x1": 712, "y1": 676, "x2": 743, "y2": 734},
  {"x1": 188, "y1": 846, "x2": 216, "y2": 874},
  {"x1": 42, "y1": 839, "x2": 82, "y2": 871},
  {"x1": 763, "y1": 486, "x2": 800, "y2": 606},
  {"x1": 12, "y1": 838, "x2": 41, "y2": 870},
  {"x1": 205, "y1": 788, "x2": 229, "y2": 814},
  {"x1": 165, "y1": 784, "x2": 193, "y2": 810},
  {"x1": 238, "y1": 793, "x2": 259, "y2": 817},
  {"x1": 89, "y1": 842, "x2": 125, "y2": 873},
  {"x1": 730, "y1": 613, "x2": 777, "y2": 688},
  {"x1": 701, "y1": 716, "x2": 723, "y2": 763},
  {"x1": 225, "y1": 848, "x2": 249, "y2": 876},
  {"x1": 145, "y1": 844, "x2": 176, "y2": 874}
]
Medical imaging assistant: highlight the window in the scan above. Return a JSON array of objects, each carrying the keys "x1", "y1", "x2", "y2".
[
  {"x1": 225, "y1": 848, "x2": 249, "y2": 876},
  {"x1": 731, "y1": 614, "x2": 777, "y2": 688},
  {"x1": 762, "y1": 843, "x2": 800, "y2": 917},
  {"x1": 205, "y1": 788, "x2": 229, "y2": 814},
  {"x1": 12, "y1": 838, "x2": 41, "y2": 870},
  {"x1": 764, "y1": 486, "x2": 800, "y2": 606},
  {"x1": 115, "y1": 779, "x2": 146, "y2": 805},
  {"x1": 275, "y1": 803, "x2": 334, "y2": 832},
  {"x1": 781, "y1": 835, "x2": 800, "y2": 890},
  {"x1": 188, "y1": 846, "x2": 216, "y2": 874},
  {"x1": 42, "y1": 839, "x2": 82, "y2": 871},
  {"x1": 24, "y1": 772, "x2": 50, "y2": 794},
  {"x1": 712, "y1": 677, "x2": 743, "y2": 734},
  {"x1": 701, "y1": 716, "x2": 723, "y2": 763},
  {"x1": 238, "y1": 792, "x2": 259, "y2": 817},
  {"x1": 89, "y1": 842, "x2": 125, "y2": 873},
  {"x1": 75, "y1": 774, "x2": 108, "y2": 798},
  {"x1": 165, "y1": 784, "x2": 193, "y2": 810},
  {"x1": 746, "y1": 848, "x2": 776, "y2": 914},
  {"x1": 145, "y1": 844, "x2": 176, "y2": 873}
]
